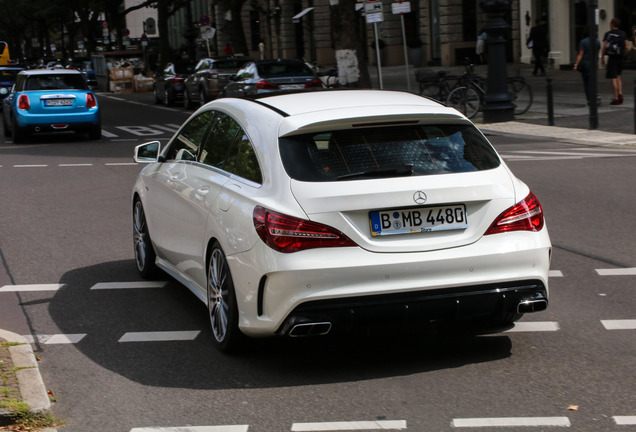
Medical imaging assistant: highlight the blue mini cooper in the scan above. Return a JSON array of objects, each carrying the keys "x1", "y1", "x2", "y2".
[{"x1": 2, "y1": 69, "x2": 100, "y2": 143}]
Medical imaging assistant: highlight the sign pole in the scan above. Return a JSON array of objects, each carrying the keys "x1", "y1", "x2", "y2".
[
  {"x1": 400, "y1": 14, "x2": 411, "y2": 92},
  {"x1": 374, "y1": 23, "x2": 383, "y2": 89}
]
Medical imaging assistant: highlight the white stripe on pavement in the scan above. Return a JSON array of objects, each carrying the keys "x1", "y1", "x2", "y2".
[
  {"x1": 59, "y1": 163, "x2": 94, "y2": 167},
  {"x1": 291, "y1": 420, "x2": 407, "y2": 431},
  {"x1": 91, "y1": 281, "x2": 167, "y2": 290},
  {"x1": 100, "y1": 129, "x2": 118, "y2": 138},
  {"x1": 13, "y1": 164, "x2": 48, "y2": 168},
  {"x1": 23, "y1": 334, "x2": 87, "y2": 344},
  {"x1": 105, "y1": 162, "x2": 138, "y2": 166},
  {"x1": 614, "y1": 416, "x2": 636, "y2": 425},
  {"x1": 0, "y1": 284, "x2": 66, "y2": 292},
  {"x1": 129, "y1": 426, "x2": 249, "y2": 432},
  {"x1": 505, "y1": 322, "x2": 559, "y2": 332},
  {"x1": 596, "y1": 268, "x2": 636, "y2": 276},
  {"x1": 451, "y1": 417, "x2": 571, "y2": 427},
  {"x1": 549, "y1": 270, "x2": 563, "y2": 277},
  {"x1": 601, "y1": 320, "x2": 636, "y2": 330},
  {"x1": 119, "y1": 331, "x2": 201, "y2": 343}
]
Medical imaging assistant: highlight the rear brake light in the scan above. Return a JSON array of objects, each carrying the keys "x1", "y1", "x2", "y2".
[
  {"x1": 255, "y1": 80, "x2": 279, "y2": 90},
  {"x1": 485, "y1": 192, "x2": 544, "y2": 235},
  {"x1": 253, "y1": 206, "x2": 356, "y2": 253},
  {"x1": 305, "y1": 78, "x2": 324, "y2": 88},
  {"x1": 86, "y1": 93, "x2": 97, "y2": 108},
  {"x1": 171, "y1": 76, "x2": 185, "y2": 82},
  {"x1": 18, "y1": 94, "x2": 30, "y2": 110}
]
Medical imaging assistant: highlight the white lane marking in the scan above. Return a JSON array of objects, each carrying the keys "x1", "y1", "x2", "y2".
[
  {"x1": 105, "y1": 162, "x2": 138, "y2": 166},
  {"x1": 549, "y1": 270, "x2": 563, "y2": 277},
  {"x1": 129, "y1": 426, "x2": 249, "y2": 432},
  {"x1": 100, "y1": 129, "x2": 118, "y2": 138},
  {"x1": 118, "y1": 331, "x2": 201, "y2": 343},
  {"x1": 150, "y1": 124, "x2": 180, "y2": 133},
  {"x1": 91, "y1": 281, "x2": 167, "y2": 290},
  {"x1": 596, "y1": 268, "x2": 636, "y2": 276},
  {"x1": 0, "y1": 284, "x2": 65, "y2": 292},
  {"x1": 513, "y1": 150, "x2": 626, "y2": 157},
  {"x1": 13, "y1": 164, "x2": 48, "y2": 168},
  {"x1": 291, "y1": 420, "x2": 407, "y2": 431},
  {"x1": 451, "y1": 417, "x2": 571, "y2": 427},
  {"x1": 601, "y1": 320, "x2": 636, "y2": 330},
  {"x1": 23, "y1": 334, "x2": 87, "y2": 344},
  {"x1": 505, "y1": 322, "x2": 559, "y2": 332},
  {"x1": 59, "y1": 163, "x2": 94, "y2": 167},
  {"x1": 614, "y1": 416, "x2": 636, "y2": 425}
]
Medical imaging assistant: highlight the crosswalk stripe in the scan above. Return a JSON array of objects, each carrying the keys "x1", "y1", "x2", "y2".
[
  {"x1": 601, "y1": 320, "x2": 636, "y2": 330},
  {"x1": 0, "y1": 284, "x2": 65, "y2": 292},
  {"x1": 291, "y1": 420, "x2": 407, "y2": 431},
  {"x1": 505, "y1": 322, "x2": 559, "y2": 332},
  {"x1": 91, "y1": 281, "x2": 167, "y2": 290},
  {"x1": 596, "y1": 268, "x2": 636, "y2": 276},
  {"x1": 614, "y1": 416, "x2": 636, "y2": 425},
  {"x1": 23, "y1": 334, "x2": 86, "y2": 344},
  {"x1": 119, "y1": 331, "x2": 201, "y2": 343},
  {"x1": 452, "y1": 417, "x2": 571, "y2": 427},
  {"x1": 129, "y1": 426, "x2": 249, "y2": 432}
]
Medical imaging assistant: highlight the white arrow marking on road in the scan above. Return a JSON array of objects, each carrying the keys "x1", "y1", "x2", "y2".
[
  {"x1": 601, "y1": 320, "x2": 636, "y2": 330},
  {"x1": 596, "y1": 268, "x2": 636, "y2": 276},
  {"x1": 0, "y1": 284, "x2": 66, "y2": 292},
  {"x1": 292, "y1": 420, "x2": 407, "y2": 431},
  {"x1": 118, "y1": 331, "x2": 201, "y2": 342},
  {"x1": 505, "y1": 322, "x2": 560, "y2": 332},
  {"x1": 452, "y1": 417, "x2": 571, "y2": 427},
  {"x1": 91, "y1": 281, "x2": 167, "y2": 290}
]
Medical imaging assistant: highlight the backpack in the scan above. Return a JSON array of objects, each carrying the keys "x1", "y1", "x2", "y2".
[{"x1": 605, "y1": 32, "x2": 623, "y2": 56}]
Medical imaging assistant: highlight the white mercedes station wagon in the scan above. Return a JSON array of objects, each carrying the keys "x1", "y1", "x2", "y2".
[{"x1": 132, "y1": 89, "x2": 551, "y2": 352}]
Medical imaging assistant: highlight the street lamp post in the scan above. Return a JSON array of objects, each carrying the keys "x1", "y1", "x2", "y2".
[{"x1": 480, "y1": 0, "x2": 514, "y2": 123}]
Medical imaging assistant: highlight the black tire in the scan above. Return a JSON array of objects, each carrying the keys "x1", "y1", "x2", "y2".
[
  {"x1": 508, "y1": 78, "x2": 533, "y2": 115},
  {"x1": 2, "y1": 114, "x2": 10, "y2": 138},
  {"x1": 447, "y1": 85, "x2": 481, "y2": 119},
  {"x1": 153, "y1": 87, "x2": 161, "y2": 104},
  {"x1": 11, "y1": 117, "x2": 25, "y2": 144},
  {"x1": 88, "y1": 125, "x2": 101, "y2": 140},
  {"x1": 164, "y1": 89, "x2": 172, "y2": 107},
  {"x1": 420, "y1": 82, "x2": 444, "y2": 101},
  {"x1": 133, "y1": 199, "x2": 158, "y2": 279},
  {"x1": 184, "y1": 90, "x2": 193, "y2": 109},
  {"x1": 207, "y1": 242, "x2": 244, "y2": 352},
  {"x1": 199, "y1": 88, "x2": 207, "y2": 107}
]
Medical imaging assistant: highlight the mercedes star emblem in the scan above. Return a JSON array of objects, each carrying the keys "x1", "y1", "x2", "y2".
[{"x1": 413, "y1": 191, "x2": 427, "y2": 204}]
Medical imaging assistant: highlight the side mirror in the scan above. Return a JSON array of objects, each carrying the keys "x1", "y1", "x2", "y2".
[{"x1": 134, "y1": 141, "x2": 162, "y2": 163}]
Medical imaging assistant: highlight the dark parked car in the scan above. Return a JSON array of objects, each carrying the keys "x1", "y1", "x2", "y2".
[
  {"x1": 154, "y1": 61, "x2": 195, "y2": 106},
  {"x1": 0, "y1": 65, "x2": 25, "y2": 108},
  {"x1": 183, "y1": 56, "x2": 252, "y2": 109},
  {"x1": 221, "y1": 59, "x2": 323, "y2": 98}
]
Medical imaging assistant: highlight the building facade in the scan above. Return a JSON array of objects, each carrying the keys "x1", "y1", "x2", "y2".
[{"x1": 155, "y1": 0, "x2": 632, "y2": 69}]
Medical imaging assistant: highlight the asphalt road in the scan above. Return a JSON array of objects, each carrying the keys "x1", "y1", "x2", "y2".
[{"x1": 1, "y1": 93, "x2": 635, "y2": 432}]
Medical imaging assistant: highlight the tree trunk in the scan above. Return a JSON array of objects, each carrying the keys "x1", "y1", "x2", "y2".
[{"x1": 329, "y1": 0, "x2": 371, "y2": 88}]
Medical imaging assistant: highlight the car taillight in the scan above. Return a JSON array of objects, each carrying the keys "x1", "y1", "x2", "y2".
[
  {"x1": 485, "y1": 192, "x2": 544, "y2": 235},
  {"x1": 253, "y1": 206, "x2": 356, "y2": 253},
  {"x1": 86, "y1": 93, "x2": 97, "y2": 108},
  {"x1": 18, "y1": 94, "x2": 30, "y2": 110},
  {"x1": 255, "y1": 80, "x2": 279, "y2": 90},
  {"x1": 304, "y1": 78, "x2": 324, "y2": 88},
  {"x1": 171, "y1": 76, "x2": 185, "y2": 83}
]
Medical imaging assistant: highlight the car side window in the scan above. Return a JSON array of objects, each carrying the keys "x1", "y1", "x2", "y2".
[
  {"x1": 199, "y1": 111, "x2": 240, "y2": 167},
  {"x1": 228, "y1": 132, "x2": 263, "y2": 184},
  {"x1": 165, "y1": 111, "x2": 214, "y2": 161}
]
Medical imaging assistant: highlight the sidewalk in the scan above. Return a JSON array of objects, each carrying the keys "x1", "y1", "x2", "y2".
[{"x1": 373, "y1": 61, "x2": 636, "y2": 145}]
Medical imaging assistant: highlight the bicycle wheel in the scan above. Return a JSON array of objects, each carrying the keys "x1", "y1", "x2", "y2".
[
  {"x1": 420, "y1": 82, "x2": 445, "y2": 101},
  {"x1": 447, "y1": 85, "x2": 481, "y2": 119},
  {"x1": 508, "y1": 78, "x2": 533, "y2": 115}
]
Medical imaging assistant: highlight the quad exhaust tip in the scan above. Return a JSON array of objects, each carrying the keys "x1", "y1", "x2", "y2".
[
  {"x1": 517, "y1": 299, "x2": 548, "y2": 314},
  {"x1": 288, "y1": 321, "x2": 332, "y2": 337}
]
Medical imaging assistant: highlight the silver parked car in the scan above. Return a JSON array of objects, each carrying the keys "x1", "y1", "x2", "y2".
[{"x1": 183, "y1": 56, "x2": 253, "y2": 108}]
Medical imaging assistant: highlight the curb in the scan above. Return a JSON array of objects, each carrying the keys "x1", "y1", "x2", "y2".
[{"x1": 0, "y1": 329, "x2": 52, "y2": 416}]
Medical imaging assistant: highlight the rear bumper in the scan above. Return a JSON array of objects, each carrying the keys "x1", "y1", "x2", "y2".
[{"x1": 276, "y1": 280, "x2": 547, "y2": 336}]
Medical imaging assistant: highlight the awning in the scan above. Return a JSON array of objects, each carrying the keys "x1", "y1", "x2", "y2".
[{"x1": 292, "y1": 7, "x2": 314, "y2": 23}]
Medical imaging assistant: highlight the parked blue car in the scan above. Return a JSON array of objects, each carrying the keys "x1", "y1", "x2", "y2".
[{"x1": 2, "y1": 69, "x2": 100, "y2": 143}]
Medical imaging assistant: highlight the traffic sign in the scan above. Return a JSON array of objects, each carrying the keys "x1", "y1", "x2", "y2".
[
  {"x1": 199, "y1": 14, "x2": 211, "y2": 26},
  {"x1": 364, "y1": 1, "x2": 383, "y2": 13},
  {"x1": 391, "y1": 1, "x2": 411, "y2": 14}
]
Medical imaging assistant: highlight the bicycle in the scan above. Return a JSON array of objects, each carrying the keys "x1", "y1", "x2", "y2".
[
  {"x1": 415, "y1": 69, "x2": 460, "y2": 102},
  {"x1": 446, "y1": 62, "x2": 533, "y2": 119}
]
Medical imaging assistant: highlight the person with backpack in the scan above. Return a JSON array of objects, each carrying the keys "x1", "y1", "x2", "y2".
[{"x1": 601, "y1": 18, "x2": 628, "y2": 105}]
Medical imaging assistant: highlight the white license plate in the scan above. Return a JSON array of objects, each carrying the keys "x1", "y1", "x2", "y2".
[
  {"x1": 280, "y1": 84, "x2": 303, "y2": 89},
  {"x1": 370, "y1": 204, "x2": 468, "y2": 236},
  {"x1": 45, "y1": 99, "x2": 73, "y2": 106}
]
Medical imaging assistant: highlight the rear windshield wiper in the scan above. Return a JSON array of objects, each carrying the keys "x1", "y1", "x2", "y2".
[{"x1": 337, "y1": 164, "x2": 414, "y2": 180}]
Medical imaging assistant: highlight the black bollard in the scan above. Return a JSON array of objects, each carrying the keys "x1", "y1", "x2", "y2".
[{"x1": 547, "y1": 78, "x2": 554, "y2": 126}]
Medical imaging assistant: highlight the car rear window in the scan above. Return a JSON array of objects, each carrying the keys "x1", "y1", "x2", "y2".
[
  {"x1": 25, "y1": 74, "x2": 89, "y2": 91},
  {"x1": 279, "y1": 124, "x2": 501, "y2": 181},
  {"x1": 257, "y1": 62, "x2": 313, "y2": 78},
  {"x1": 214, "y1": 60, "x2": 250, "y2": 69}
]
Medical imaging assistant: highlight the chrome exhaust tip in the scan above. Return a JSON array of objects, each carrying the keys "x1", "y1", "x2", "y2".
[
  {"x1": 517, "y1": 299, "x2": 548, "y2": 314},
  {"x1": 288, "y1": 321, "x2": 332, "y2": 337}
]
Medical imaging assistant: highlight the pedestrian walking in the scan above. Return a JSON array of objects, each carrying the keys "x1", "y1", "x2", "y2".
[
  {"x1": 573, "y1": 27, "x2": 600, "y2": 105},
  {"x1": 476, "y1": 30, "x2": 487, "y2": 64},
  {"x1": 526, "y1": 19, "x2": 548, "y2": 76},
  {"x1": 601, "y1": 18, "x2": 628, "y2": 105}
]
